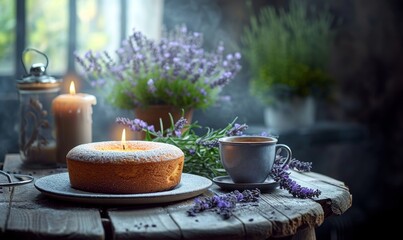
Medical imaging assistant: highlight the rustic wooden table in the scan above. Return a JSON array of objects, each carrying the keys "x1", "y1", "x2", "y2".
[{"x1": 0, "y1": 154, "x2": 352, "y2": 240}]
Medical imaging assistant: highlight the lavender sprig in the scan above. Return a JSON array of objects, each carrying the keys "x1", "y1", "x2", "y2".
[
  {"x1": 187, "y1": 189, "x2": 261, "y2": 219},
  {"x1": 226, "y1": 123, "x2": 248, "y2": 136},
  {"x1": 116, "y1": 117, "x2": 154, "y2": 132},
  {"x1": 289, "y1": 158, "x2": 312, "y2": 172},
  {"x1": 270, "y1": 163, "x2": 321, "y2": 199}
]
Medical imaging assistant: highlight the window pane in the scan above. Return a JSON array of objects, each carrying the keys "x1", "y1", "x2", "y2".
[
  {"x1": 26, "y1": 0, "x2": 68, "y2": 74},
  {"x1": 127, "y1": 0, "x2": 163, "y2": 40},
  {"x1": 0, "y1": 0, "x2": 15, "y2": 74},
  {"x1": 77, "y1": 0, "x2": 120, "y2": 56}
]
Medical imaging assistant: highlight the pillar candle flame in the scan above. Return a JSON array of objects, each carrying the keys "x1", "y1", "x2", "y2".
[
  {"x1": 121, "y1": 129, "x2": 127, "y2": 150},
  {"x1": 69, "y1": 81, "x2": 76, "y2": 95}
]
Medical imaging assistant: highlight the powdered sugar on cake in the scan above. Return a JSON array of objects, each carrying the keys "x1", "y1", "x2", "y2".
[{"x1": 66, "y1": 141, "x2": 184, "y2": 163}]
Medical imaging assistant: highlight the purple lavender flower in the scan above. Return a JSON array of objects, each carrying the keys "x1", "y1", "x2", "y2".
[
  {"x1": 147, "y1": 125, "x2": 155, "y2": 132},
  {"x1": 133, "y1": 119, "x2": 148, "y2": 131},
  {"x1": 226, "y1": 123, "x2": 248, "y2": 136},
  {"x1": 197, "y1": 139, "x2": 219, "y2": 148},
  {"x1": 173, "y1": 117, "x2": 188, "y2": 137},
  {"x1": 75, "y1": 24, "x2": 242, "y2": 110},
  {"x1": 116, "y1": 117, "x2": 153, "y2": 133},
  {"x1": 289, "y1": 158, "x2": 312, "y2": 172},
  {"x1": 187, "y1": 148, "x2": 196, "y2": 155},
  {"x1": 270, "y1": 159, "x2": 321, "y2": 199},
  {"x1": 147, "y1": 79, "x2": 157, "y2": 94},
  {"x1": 199, "y1": 88, "x2": 207, "y2": 96},
  {"x1": 115, "y1": 117, "x2": 131, "y2": 126},
  {"x1": 187, "y1": 189, "x2": 260, "y2": 219}
]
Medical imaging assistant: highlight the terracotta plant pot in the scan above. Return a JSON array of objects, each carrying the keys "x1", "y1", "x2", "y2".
[{"x1": 133, "y1": 105, "x2": 193, "y2": 140}]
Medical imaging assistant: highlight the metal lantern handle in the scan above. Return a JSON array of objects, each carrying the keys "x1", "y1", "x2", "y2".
[
  {"x1": 21, "y1": 48, "x2": 49, "y2": 75},
  {"x1": 0, "y1": 170, "x2": 34, "y2": 187}
]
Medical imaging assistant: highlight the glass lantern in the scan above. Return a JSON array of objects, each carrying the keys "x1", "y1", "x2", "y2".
[{"x1": 16, "y1": 48, "x2": 62, "y2": 168}]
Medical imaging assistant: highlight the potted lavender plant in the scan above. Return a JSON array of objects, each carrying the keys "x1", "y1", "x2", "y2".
[{"x1": 75, "y1": 25, "x2": 241, "y2": 138}]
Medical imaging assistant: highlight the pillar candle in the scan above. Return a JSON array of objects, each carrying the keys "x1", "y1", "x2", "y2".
[{"x1": 52, "y1": 81, "x2": 96, "y2": 165}]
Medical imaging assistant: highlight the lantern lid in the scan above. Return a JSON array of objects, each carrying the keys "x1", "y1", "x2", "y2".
[{"x1": 16, "y1": 48, "x2": 61, "y2": 91}]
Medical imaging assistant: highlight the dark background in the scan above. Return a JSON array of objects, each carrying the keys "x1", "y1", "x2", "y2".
[
  {"x1": 165, "y1": 1, "x2": 403, "y2": 238},
  {"x1": 1, "y1": 0, "x2": 403, "y2": 239},
  {"x1": 165, "y1": 0, "x2": 403, "y2": 238}
]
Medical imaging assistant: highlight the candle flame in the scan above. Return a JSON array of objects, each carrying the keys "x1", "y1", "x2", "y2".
[
  {"x1": 69, "y1": 81, "x2": 76, "y2": 95},
  {"x1": 121, "y1": 129, "x2": 127, "y2": 150}
]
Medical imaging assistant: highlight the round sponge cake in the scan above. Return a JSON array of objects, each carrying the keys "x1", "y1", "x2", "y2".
[{"x1": 66, "y1": 141, "x2": 184, "y2": 194}]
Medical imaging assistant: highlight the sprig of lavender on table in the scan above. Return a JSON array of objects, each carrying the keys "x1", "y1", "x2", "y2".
[
  {"x1": 116, "y1": 115, "x2": 321, "y2": 199},
  {"x1": 186, "y1": 189, "x2": 261, "y2": 220},
  {"x1": 75, "y1": 25, "x2": 242, "y2": 110},
  {"x1": 270, "y1": 156, "x2": 321, "y2": 199}
]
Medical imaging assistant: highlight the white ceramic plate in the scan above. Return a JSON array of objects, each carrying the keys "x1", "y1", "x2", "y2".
[
  {"x1": 35, "y1": 172, "x2": 212, "y2": 205},
  {"x1": 212, "y1": 175, "x2": 279, "y2": 192}
]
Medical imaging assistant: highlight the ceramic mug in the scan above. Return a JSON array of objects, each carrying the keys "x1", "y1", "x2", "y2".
[{"x1": 218, "y1": 136, "x2": 292, "y2": 183}]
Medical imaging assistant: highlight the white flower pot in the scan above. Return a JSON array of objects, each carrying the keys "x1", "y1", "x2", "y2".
[{"x1": 264, "y1": 96, "x2": 315, "y2": 132}]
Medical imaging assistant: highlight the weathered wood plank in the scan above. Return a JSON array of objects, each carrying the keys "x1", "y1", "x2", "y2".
[
  {"x1": 3, "y1": 154, "x2": 67, "y2": 178},
  {"x1": 4, "y1": 201, "x2": 104, "y2": 240},
  {"x1": 169, "y1": 205, "x2": 245, "y2": 240},
  {"x1": 210, "y1": 185, "x2": 273, "y2": 240},
  {"x1": 188, "y1": 185, "x2": 323, "y2": 239},
  {"x1": 0, "y1": 176, "x2": 39, "y2": 203},
  {"x1": 2, "y1": 154, "x2": 66, "y2": 203},
  {"x1": 108, "y1": 206, "x2": 181, "y2": 240},
  {"x1": 288, "y1": 171, "x2": 352, "y2": 215},
  {"x1": 259, "y1": 188, "x2": 324, "y2": 237},
  {"x1": 301, "y1": 171, "x2": 349, "y2": 190},
  {"x1": 0, "y1": 203, "x2": 9, "y2": 237},
  {"x1": 165, "y1": 189, "x2": 246, "y2": 240},
  {"x1": 3, "y1": 154, "x2": 105, "y2": 239},
  {"x1": 0, "y1": 174, "x2": 13, "y2": 203},
  {"x1": 232, "y1": 207, "x2": 273, "y2": 240}
]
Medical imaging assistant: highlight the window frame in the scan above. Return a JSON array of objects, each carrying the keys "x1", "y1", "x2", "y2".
[{"x1": 0, "y1": 0, "x2": 128, "y2": 93}]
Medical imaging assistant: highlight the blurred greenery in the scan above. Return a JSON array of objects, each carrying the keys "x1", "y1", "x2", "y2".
[
  {"x1": 26, "y1": 0, "x2": 68, "y2": 73},
  {"x1": 77, "y1": 0, "x2": 111, "y2": 53},
  {"x1": 0, "y1": 0, "x2": 116, "y2": 75},
  {"x1": 242, "y1": 0, "x2": 335, "y2": 105},
  {"x1": 0, "y1": 0, "x2": 15, "y2": 74}
]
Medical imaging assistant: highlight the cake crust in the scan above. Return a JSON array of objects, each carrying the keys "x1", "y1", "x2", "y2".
[{"x1": 66, "y1": 141, "x2": 184, "y2": 194}]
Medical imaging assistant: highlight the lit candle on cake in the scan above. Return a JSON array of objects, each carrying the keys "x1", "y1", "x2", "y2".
[
  {"x1": 52, "y1": 81, "x2": 96, "y2": 165},
  {"x1": 121, "y1": 128, "x2": 127, "y2": 150}
]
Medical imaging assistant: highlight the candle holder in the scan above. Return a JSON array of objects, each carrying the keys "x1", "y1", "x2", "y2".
[{"x1": 16, "y1": 48, "x2": 62, "y2": 168}]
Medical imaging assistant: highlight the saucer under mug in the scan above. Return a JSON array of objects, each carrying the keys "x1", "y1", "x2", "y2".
[{"x1": 212, "y1": 175, "x2": 279, "y2": 192}]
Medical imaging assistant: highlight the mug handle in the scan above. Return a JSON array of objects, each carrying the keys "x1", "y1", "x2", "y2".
[{"x1": 275, "y1": 144, "x2": 292, "y2": 169}]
